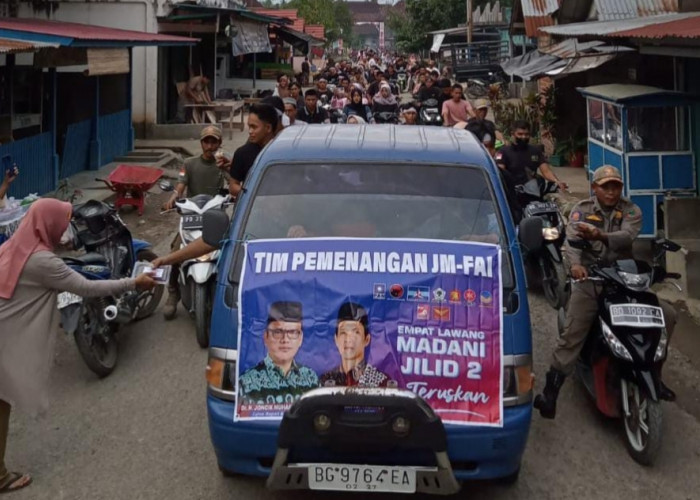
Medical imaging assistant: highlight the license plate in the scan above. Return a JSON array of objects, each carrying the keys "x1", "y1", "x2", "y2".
[
  {"x1": 182, "y1": 214, "x2": 203, "y2": 229},
  {"x1": 304, "y1": 463, "x2": 416, "y2": 493},
  {"x1": 610, "y1": 304, "x2": 665, "y2": 328},
  {"x1": 57, "y1": 292, "x2": 82, "y2": 309}
]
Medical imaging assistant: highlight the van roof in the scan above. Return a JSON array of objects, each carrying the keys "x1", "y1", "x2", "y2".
[{"x1": 258, "y1": 124, "x2": 494, "y2": 168}]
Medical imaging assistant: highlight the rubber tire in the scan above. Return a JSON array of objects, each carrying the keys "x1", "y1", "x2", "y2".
[
  {"x1": 133, "y1": 249, "x2": 164, "y2": 320},
  {"x1": 74, "y1": 307, "x2": 118, "y2": 378},
  {"x1": 541, "y1": 257, "x2": 569, "y2": 310},
  {"x1": 194, "y1": 283, "x2": 210, "y2": 348},
  {"x1": 622, "y1": 381, "x2": 663, "y2": 466}
]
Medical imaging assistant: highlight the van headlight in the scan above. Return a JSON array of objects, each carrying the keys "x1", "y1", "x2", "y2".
[
  {"x1": 654, "y1": 328, "x2": 668, "y2": 361},
  {"x1": 618, "y1": 271, "x2": 651, "y2": 291},
  {"x1": 207, "y1": 349, "x2": 238, "y2": 400},
  {"x1": 542, "y1": 227, "x2": 560, "y2": 241},
  {"x1": 601, "y1": 320, "x2": 633, "y2": 361}
]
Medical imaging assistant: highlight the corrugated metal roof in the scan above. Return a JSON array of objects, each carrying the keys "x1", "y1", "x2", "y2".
[
  {"x1": 250, "y1": 8, "x2": 299, "y2": 20},
  {"x1": 521, "y1": 0, "x2": 561, "y2": 37},
  {"x1": 594, "y1": 0, "x2": 678, "y2": 20},
  {"x1": 539, "y1": 39, "x2": 605, "y2": 57},
  {"x1": 0, "y1": 38, "x2": 57, "y2": 54},
  {"x1": 611, "y1": 13, "x2": 700, "y2": 38},
  {"x1": 0, "y1": 18, "x2": 195, "y2": 44},
  {"x1": 539, "y1": 12, "x2": 694, "y2": 36},
  {"x1": 304, "y1": 24, "x2": 325, "y2": 40}
]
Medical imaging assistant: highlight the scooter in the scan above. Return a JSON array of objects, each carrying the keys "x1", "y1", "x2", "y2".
[
  {"x1": 57, "y1": 200, "x2": 163, "y2": 377},
  {"x1": 396, "y1": 70, "x2": 408, "y2": 93},
  {"x1": 373, "y1": 111, "x2": 400, "y2": 124},
  {"x1": 319, "y1": 96, "x2": 346, "y2": 124},
  {"x1": 467, "y1": 71, "x2": 509, "y2": 100},
  {"x1": 174, "y1": 192, "x2": 230, "y2": 348},
  {"x1": 419, "y1": 98, "x2": 443, "y2": 126},
  {"x1": 560, "y1": 238, "x2": 683, "y2": 465},
  {"x1": 517, "y1": 178, "x2": 568, "y2": 309}
]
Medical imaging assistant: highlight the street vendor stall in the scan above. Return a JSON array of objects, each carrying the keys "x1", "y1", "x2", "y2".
[{"x1": 578, "y1": 84, "x2": 698, "y2": 238}]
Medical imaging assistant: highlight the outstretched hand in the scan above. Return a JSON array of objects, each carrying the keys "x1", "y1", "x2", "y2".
[
  {"x1": 4, "y1": 166, "x2": 18, "y2": 183},
  {"x1": 134, "y1": 273, "x2": 157, "y2": 291}
]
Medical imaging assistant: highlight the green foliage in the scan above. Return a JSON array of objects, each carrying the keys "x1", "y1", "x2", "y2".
[
  {"x1": 389, "y1": 0, "x2": 497, "y2": 53},
  {"x1": 285, "y1": 0, "x2": 353, "y2": 45},
  {"x1": 491, "y1": 86, "x2": 559, "y2": 143}
]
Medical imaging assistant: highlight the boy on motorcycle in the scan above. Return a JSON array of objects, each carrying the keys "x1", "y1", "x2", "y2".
[{"x1": 534, "y1": 165, "x2": 677, "y2": 419}]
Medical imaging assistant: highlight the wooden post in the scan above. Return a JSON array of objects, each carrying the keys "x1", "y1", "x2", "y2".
[{"x1": 467, "y1": 0, "x2": 473, "y2": 44}]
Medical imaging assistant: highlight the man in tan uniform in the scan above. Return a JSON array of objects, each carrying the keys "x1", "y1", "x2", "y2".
[{"x1": 534, "y1": 165, "x2": 677, "y2": 419}]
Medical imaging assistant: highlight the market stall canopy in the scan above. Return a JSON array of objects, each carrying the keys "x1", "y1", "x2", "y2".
[
  {"x1": 274, "y1": 26, "x2": 324, "y2": 53},
  {"x1": 500, "y1": 38, "x2": 634, "y2": 80}
]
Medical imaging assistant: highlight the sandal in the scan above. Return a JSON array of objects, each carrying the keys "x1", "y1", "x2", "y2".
[{"x1": 0, "y1": 472, "x2": 32, "y2": 494}]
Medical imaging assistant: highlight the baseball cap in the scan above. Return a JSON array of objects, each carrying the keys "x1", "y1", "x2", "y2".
[
  {"x1": 474, "y1": 98, "x2": 489, "y2": 109},
  {"x1": 592, "y1": 165, "x2": 623, "y2": 185},
  {"x1": 200, "y1": 125, "x2": 222, "y2": 141}
]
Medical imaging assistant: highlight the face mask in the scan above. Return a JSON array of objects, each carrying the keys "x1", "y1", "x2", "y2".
[
  {"x1": 59, "y1": 224, "x2": 74, "y2": 246},
  {"x1": 515, "y1": 137, "x2": 530, "y2": 147}
]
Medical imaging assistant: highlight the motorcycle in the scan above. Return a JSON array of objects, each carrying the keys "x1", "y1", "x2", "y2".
[
  {"x1": 57, "y1": 200, "x2": 163, "y2": 377},
  {"x1": 319, "y1": 96, "x2": 346, "y2": 124},
  {"x1": 173, "y1": 191, "x2": 231, "y2": 348},
  {"x1": 467, "y1": 71, "x2": 509, "y2": 100},
  {"x1": 373, "y1": 111, "x2": 400, "y2": 124},
  {"x1": 419, "y1": 98, "x2": 443, "y2": 126},
  {"x1": 517, "y1": 178, "x2": 568, "y2": 309},
  {"x1": 559, "y1": 237, "x2": 683, "y2": 465},
  {"x1": 396, "y1": 70, "x2": 408, "y2": 93}
]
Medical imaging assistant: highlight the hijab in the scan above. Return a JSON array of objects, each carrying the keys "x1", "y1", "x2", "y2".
[
  {"x1": 372, "y1": 83, "x2": 398, "y2": 106},
  {"x1": 346, "y1": 88, "x2": 368, "y2": 117},
  {"x1": 0, "y1": 198, "x2": 72, "y2": 299}
]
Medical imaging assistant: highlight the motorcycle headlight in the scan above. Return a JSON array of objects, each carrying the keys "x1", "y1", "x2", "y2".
[
  {"x1": 542, "y1": 227, "x2": 560, "y2": 241},
  {"x1": 601, "y1": 319, "x2": 633, "y2": 361},
  {"x1": 618, "y1": 271, "x2": 651, "y2": 291},
  {"x1": 654, "y1": 328, "x2": 668, "y2": 361}
]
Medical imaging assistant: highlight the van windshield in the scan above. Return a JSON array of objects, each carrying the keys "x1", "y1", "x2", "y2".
[
  {"x1": 241, "y1": 163, "x2": 505, "y2": 244},
  {"x1": 231, "y1": 163, "x2": 515, "y2": 290}
]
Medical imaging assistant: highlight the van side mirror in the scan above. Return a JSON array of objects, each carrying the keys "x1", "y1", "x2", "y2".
[
  {"x1": 202, "y1": 210, "x2": 230, "y2": 249},
  {"x1": 518, "y1": 217, "x2": 543, "y2": 252}
]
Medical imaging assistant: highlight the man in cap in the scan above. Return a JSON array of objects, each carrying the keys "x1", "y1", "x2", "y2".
[
  {"x1": 464, "y1": 99, "x2": 499, "y2": 143},
  {"x1": 534, "y1": 165, "x2": 678, "y2": 419},
  {"x1": 283, "y1": 97, "x2": 305, "y2": 126},
  {"x1": 238, "y1": 301, "x2": 319, "y2": 405},
  {"x1": 320, "y1": 302, "x2": 392, "y2": 388},
  {"x1": 161, "y1": 125, "x2": 230, "y2": 319}
]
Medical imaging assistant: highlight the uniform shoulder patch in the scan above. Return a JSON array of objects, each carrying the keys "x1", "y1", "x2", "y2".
[
  {"x1": 614, "y1": 210, "x2": 623, "y2": 219},
  {"x1": 570, "y1": 211, "x2": 581, "y2": 222}
]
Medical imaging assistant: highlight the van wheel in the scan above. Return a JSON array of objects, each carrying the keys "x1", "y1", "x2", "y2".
[{"x1": 497, "y1": 465, "x2": 520, "y2": 485}]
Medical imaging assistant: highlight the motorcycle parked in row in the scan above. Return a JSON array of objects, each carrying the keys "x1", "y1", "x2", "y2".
[
  {"x1": 517, "y1": 178, "x2": 569, "y2": 309},
  {"x1": 57, "y1": 200, "x2": 163, "y2": 377},
  {"x1": 419, "y1": 98, "x2": 443, "y2": 126},
  {"x1": 467, "y1": 71, "x2": 509, "y2": 100},
  {"x1": 559, "y1": 238, "x2": 684, "y2": 465},
  {"x1": 165, "y1": 186, "x2": 231, "y2": 348}
]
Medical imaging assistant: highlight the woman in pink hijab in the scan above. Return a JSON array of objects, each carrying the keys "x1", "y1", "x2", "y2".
[{"x1": 0, "y1": 198, "x2": 155, "y2": 494}]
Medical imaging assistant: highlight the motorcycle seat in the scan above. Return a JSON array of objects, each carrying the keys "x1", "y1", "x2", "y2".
[
  {"x1": 190, "y1": 194, "x2": 213, "y2": 209},
  {"x1": 68, "y1": 252, "x2": 108, "y2": 265}
]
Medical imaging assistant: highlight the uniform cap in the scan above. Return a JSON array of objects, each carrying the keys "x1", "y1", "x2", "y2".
[
  {"x1": 200, "y1": 125, "x2": 222, "y2": 140},
  {"x1": 336, "y1": 302, "x2": 369, "y2": 336},
  {"x1": 282, "y1": 97, "x2": 297, "y2": 108},
  {"x1": 267, "y1": 301, "x2": 303, "y2": 324},
  {"x1": 592, "y1": 165, "x2": 623, "y2": 185}
]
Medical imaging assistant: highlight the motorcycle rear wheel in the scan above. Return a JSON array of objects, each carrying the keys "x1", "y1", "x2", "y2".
[
  {"x1": 134, "y1": 249, "x2": 164, "y2": 320},
  {"x1": 621, "y1": 379, "x2": 662, "y2": 466},
  {"x1": 193, "y1": 282, "x2": 211, "y2": 348},
  {"x1": 541, "y1": 257, "x2": 569, "y2": 309},
  {"x1": 74, "y1": 306, "x2": 118, "y2": 378}
]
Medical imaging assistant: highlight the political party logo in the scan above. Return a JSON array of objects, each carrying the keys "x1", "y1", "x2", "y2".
[
  {"x1": 389, "y1": 284, "x2": 404, "y2": 299},
  {"x1": 416, "y1": 304, "x2": 429, "y2": 320},
  {"x1": 464, "y1": 289, "x2": 477, "y2": 304},
  {"x1": 373, "y1": 283, "x2": 386, "y2": 299},
  {"x1": 432, "y1": 306, "x2": 450, "y2": 321},
  {"x1": 407, "y1": 286, "x2": 430, "y2": 301},
  {"x1": 480, "y1": 290, "x2": 493, "y2": 306},
  {"x1": 432, "y1": 288, "x2": 446, "y2": 302},
  {"x1": 449, "y1": 290, "x2": 461, "y2": 303}
]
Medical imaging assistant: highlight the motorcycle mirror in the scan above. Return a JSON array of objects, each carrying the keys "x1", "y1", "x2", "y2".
[
  {"x1": 201, "y1": 210, "x2": 231, "y2": 249},
  {"x1": 159, "y1": 180, "x2": 174, "y2": 192},
  {"x1": 661, "y1": 239, "x2": 682, "y2": 252},
  {"x1": 518, "y1": 217, "x2": 543, "y2": 253}
]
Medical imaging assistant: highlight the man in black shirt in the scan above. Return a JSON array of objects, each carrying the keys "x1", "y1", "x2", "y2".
[
  {"x1": 416, "y1": 75, "x2": 442, "y2": 104},
  {"x1": 495, "y1": 120, "x2": 568, "y2": 190},
  {"x1": 465, "y1": 99, "x2": 498, "y2": 143},
  {"x1": 297, "y1": 89, "x2": 330, "y2": 124},
  {"x1": 315, "y1": 78, "x2": 334, "y2": 102}
]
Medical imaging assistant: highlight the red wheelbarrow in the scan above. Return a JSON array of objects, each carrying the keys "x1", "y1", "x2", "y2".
[{"x1": 97, "y1": 165, "x2": 163, "y2": 215}]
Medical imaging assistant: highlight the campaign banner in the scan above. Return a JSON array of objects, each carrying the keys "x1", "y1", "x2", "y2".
[{"x1": 235, "y1": 238, "x2": 503, "y2": 427}]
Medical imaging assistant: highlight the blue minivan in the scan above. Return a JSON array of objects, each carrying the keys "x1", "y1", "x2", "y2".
[{"x1": 205, "y1": 125, "x2": 536, "y2": 494}]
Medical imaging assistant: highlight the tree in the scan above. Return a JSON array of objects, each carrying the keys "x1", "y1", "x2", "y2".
[
  {"x1": 286, "y1": 0, "x2": 353, "y2": 46},
  {"x1": 388, "y1": 0, "x2": 497, "y2": 53}
]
